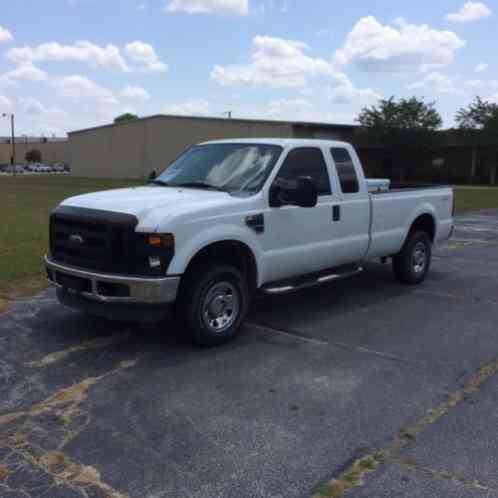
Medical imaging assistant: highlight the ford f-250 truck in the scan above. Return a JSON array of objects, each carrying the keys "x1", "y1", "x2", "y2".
[{"x1": 46, "y1": 139, "x2": 454, "y2": 346}]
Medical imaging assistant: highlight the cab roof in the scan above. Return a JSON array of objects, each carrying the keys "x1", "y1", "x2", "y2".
[{"x1": 200, "y1": 138, "x2": 351, "y2": 148}]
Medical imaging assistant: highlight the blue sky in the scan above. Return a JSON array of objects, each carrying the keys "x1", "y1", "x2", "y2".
[{"x1": 0, "y1": 0, "x2": 496, "y2": 136}]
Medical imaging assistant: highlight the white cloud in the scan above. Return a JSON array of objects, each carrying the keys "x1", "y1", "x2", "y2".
[
  {"x1": 0, "y1": 95, "x2": 13, "y2": 110},
  {"x1": 125, "y1": 41, "x2": 168, "y2": 73},
  {"x1": 0, "y1": 62, "x2": 48, "y2": 85},
  {"x1": 446, "y1": 2, "x2": 492, "y2": 23},
  {"x1": 52, "y1": 75, "x2": 118, "y2": 105},
  {"x1": 163, "y1": 98, "x2": 211, "y2": 116},
  {"x1": 474, "y1": 62, "x2": 489, "y2": 73},
  {"x1": 334, "y1": 16, "x2": 465, "y2": 73},
  {"x1": 231, "y1": 98, "x2": 359, "y2": 124},
  {"x1": 406, "y1": 71, "x2": 464, "y2": 95},
  {"x1": 7, "y1": 41, "x2": 129, "y2": 71},
  {"x1": 211, "y1": 35, "x2": 334, "y2": 88},
  {"x1": 0, "y1": 26, "x2": 13, "y2": 43},
  {"x1": 120, "y1": 85, "x2": 150, "y2": 101},
  {"x1": 165, "y1": 0, "x2": 248, "y2": 15},
  {"x1": 265, "y1": 98, "x2": 313, "y2": 119},
  {"x1": 137, "y1": 3, "x2": 148, "y2": 10},
  {"x1": 17, "y1": 98, "x2": 69, "y2": 137},
  {"x1": 328, "y1": 73, "x2": 381, "y2": 103},
  {"x1": 19, "y1": 98, "x2": 67, "y2": 118},
  {"x1": 465, "y1": 79, "x2": 498, "y2": 88}
]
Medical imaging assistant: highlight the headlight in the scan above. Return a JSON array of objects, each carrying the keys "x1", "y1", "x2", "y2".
[{"x1": 134, "y1": 233, "x2": 175, "y2": 276}]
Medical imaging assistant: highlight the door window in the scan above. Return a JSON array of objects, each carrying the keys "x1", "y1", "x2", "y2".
[
  {"x1": 273, "y1": 148, "x2": 331, "y2": 196},
  {"x1": 331, "y1": 148, "x2": 359, "y2": 194}
]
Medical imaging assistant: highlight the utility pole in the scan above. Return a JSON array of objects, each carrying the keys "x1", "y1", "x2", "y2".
[{"x1": 11, "y1": 114, "x2": 16, "y2": 176}]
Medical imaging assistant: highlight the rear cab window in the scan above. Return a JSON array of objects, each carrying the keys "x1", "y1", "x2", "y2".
[
  {"x1": 273, "y1": 147, "x2": 331, "y2": 196},
  {"x1": 331, "y1": 148, "x2": 359, "y2": 194}
]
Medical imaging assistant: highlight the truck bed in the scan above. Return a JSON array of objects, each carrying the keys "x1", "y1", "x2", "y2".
[{"x1": 366, "y1": 183, "x2": 454, "y2": 259}]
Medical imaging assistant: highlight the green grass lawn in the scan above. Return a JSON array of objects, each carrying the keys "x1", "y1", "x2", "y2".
[
  {"x1": 0, "y1": 175, "x2": 140, "y2": 299},
  {"x1": 1, "y1": 175, "x2": 497, "y2": 300},
  {"x1": 453, "y1": 187, "x2": 498, "y2": 214}
]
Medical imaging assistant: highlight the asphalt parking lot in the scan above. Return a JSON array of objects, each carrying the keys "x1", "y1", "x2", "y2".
[{"x1": 1, "y1": 211, "x2": 498, "y2": 498}]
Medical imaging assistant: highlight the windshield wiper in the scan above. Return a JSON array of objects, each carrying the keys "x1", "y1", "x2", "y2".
[
  {"x1": 172, "y1": 182, "x2": 227, "y2": 192},
  {"x1": 150, "y1": 179, "x2": 173, "y2": 187}
]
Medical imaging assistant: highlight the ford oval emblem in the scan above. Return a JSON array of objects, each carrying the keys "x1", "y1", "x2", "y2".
[{"x1": 69, "y1": 234, "x2": 84, "y2": 245}]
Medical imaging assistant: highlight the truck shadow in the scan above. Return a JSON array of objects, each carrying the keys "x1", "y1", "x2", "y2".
[
  {"x1": 20, "y1": 261, "x2": 449, "y2": 372},
  {"x1": 248, "y1": 262, "x2": 448, "y2": 339}
]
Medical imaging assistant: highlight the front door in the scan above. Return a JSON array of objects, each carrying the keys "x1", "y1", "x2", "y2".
[{"x1": 262, "y1": 147, "x2": 338, "y2": 282}]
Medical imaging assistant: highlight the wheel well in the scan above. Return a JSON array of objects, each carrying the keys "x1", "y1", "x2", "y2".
[
  {"x1": 184, "y1": 241, "x2": 258, "y2": 294},
  {"x1": 409, "y1": 214, "x2": 436, "y2": 242}
]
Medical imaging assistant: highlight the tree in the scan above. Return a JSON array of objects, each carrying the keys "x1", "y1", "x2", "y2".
[
  {"x1": 358, "y1": 97, "x2": 442, "y2": 147},
  {"x1": 456, "y1": 96, "x2": 498, "y2": 129},
  {"x1": 456, "y1": 97, "x2": 498, "y2": 184},
  {"x1": 114, "y1": 113, "x2": 139, "y2": 124},
  {"x1": 358, "y1": 97, "x2": 442, "y2": 181},
  {"x1": 25, "y1": 148, "x2": 42, "y2": 163}
]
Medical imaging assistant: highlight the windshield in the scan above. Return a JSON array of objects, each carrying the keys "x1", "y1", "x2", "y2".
[{"x1": 155, "y1": 143, "x2": 283, "y2": 194}]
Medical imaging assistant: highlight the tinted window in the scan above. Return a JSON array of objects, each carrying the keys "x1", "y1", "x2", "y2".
[
  {"x1": 273, "y1": 148, "x2": 331, "y2": 196},
  {"x1": 331, "y1": 148, "x2": 359, "y2": 194}
]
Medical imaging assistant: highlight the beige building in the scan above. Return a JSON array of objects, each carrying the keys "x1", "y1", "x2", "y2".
[
  {"x1": 68, "y1": 115, "x2": 359, "y2": 179},
  {"x1": 0, "y1": 138, "x2": 68, "y2": 165}
]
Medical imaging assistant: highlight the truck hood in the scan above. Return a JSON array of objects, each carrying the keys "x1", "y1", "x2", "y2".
[{"x1": 61, "y1": 186, "x2": 231, "y2": 220}]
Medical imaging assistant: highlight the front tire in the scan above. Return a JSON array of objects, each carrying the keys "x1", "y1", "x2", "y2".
[
  {"x1": 177, "y1": 264, "x2": 249, "y2": 347},
  {"x1": 392, "y1": 231, "x2": 432, "y2": 285}
]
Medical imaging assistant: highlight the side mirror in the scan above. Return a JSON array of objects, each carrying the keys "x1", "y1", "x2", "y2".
[
  {"x1": 269, "y1": 176, "x2": 318, "y2": 208},
  {"x1": 294, "y1": 176, "x2": 318, "y2": 208}
]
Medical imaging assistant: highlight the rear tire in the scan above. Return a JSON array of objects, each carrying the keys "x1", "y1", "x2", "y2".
[
  {"x1": 392, "y1": 231, "x2": 432, "y2": 285},
  {"x1": 177, "y1": 263, "x2": 249, "y2": 347}
]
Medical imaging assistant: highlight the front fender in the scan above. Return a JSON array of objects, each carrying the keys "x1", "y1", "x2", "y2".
[{"x1": 167, "y1": 224, "x2": 266, "y2": 286}]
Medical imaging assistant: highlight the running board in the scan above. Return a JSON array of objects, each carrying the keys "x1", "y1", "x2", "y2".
[{"x1": 261, "y1": 266, "x2": 364, "y2": 295}]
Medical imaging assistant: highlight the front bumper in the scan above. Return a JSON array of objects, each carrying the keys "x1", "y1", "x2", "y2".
[{"x1": 45, "y1": 255, "x2": 181, "y2": 305}]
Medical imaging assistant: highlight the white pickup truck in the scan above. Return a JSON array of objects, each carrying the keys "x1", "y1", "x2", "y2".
[{"x1": 46, "y1": 139, "x2": 454, "y2": 346}]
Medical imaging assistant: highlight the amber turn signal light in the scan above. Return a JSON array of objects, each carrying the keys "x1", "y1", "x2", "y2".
[{"x1": 148, "y1": 234, "x2": 175, "y2": 249}]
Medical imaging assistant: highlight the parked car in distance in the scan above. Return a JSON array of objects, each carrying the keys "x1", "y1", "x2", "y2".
[
  {"x1": 7, "y1": 164, "x2": 25, "y2": 174},
  {"x1": 27, "y1": 163, "x2": 42, "y2": 172},
  {"x1": 52, "y1": 163, "x2": 64, "y2": 173},
  {"x1": 46, "y1": 139, "x2": 454, "y2": 347}
]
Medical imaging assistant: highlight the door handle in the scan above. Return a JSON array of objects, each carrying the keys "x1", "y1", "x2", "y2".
[{"x1": 332, "y1": 205, "x2": 341, "y2": 222}]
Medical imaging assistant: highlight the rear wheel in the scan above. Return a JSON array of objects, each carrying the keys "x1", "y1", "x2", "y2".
[
  {"x1": 177, "y1": 264, "x2": 249, "y2": 347},
  {"x1": 392, "y1": 231, "x2": 432, "y2": 285}
]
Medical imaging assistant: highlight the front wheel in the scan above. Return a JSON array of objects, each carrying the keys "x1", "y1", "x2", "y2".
[
  {"x1": 177, "y1": 264, "x2": 249, "y2": 347},
  {"x1": 392, "y1": 231, "x2": 432, "y2": 285}
]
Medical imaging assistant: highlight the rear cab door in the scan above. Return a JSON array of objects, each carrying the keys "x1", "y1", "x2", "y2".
[{"x1": 325, "y1": 145, "x2": 371, "y2": 265}]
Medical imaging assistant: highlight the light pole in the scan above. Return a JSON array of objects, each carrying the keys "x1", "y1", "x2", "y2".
[{"x1": 2, "y1": 113, "x2": 15, "y2": 176}]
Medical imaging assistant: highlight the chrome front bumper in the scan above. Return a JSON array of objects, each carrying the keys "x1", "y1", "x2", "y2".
[{"x1": 45, "y1": 256, "x2": 181, "y2": 305}]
